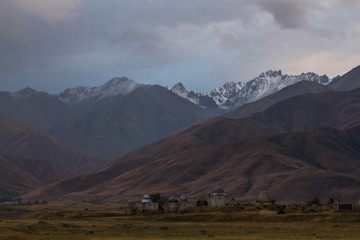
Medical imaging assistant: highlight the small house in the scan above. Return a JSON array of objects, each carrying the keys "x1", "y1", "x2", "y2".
[{"x1": 210, "y1": 186, "x2": 227, "y2": 208}]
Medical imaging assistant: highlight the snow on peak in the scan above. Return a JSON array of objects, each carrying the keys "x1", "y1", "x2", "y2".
[
  {"x1": 169, "y1": 82, "x2": 199, "y2": 105},
  {"x1": 171, "y1": 82, "x2": 187, "y2": 94},
  {"x1": 170, "y1": 69, "x2": 331, "y2": 110},
  {"x1": 209, "y1": 70, "x2": 331, "y2": 109},
  {"x1": 261, "y1": 70, "x2": 282, "y2": 78},
  {"x1": 58, "y1": 77, "x2": 141, "y2": 104}
]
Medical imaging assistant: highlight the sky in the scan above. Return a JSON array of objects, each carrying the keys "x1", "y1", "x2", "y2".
[{"x1": 0, "y1": 0, "x2": 360, "y2": 93}]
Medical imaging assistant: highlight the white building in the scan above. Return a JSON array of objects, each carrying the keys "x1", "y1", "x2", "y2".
[
  {"x1": 168, "y1": 195, "x2": 179, "y2": 212},
  {"x1": 210, "y1": 186, "x2": 227, "y2": 208},
  {"x1": 141, "y1": 194, "x2": 158, "y2": 212}
]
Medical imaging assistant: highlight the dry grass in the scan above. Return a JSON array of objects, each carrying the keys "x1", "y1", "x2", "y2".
[{"x1": 0, "y1": 204, "x2": 360, "y2": 239}]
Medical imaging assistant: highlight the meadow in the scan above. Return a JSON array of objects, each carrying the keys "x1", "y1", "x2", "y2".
[{"x1": 1, "y1": 204, "x2": 360, "y2": 240}]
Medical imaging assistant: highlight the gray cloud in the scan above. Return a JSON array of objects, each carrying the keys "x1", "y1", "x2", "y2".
[
  {"x1": 254, "y1": 0, "x2": 318, "y2": 28},
  {"x1": 0, "y1": 0, "x2": 359, "y2": 93}
]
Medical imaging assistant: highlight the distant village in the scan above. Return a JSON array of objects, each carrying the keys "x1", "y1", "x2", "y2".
[{"x1": 140, "y1": 185, "x2": 360, "y2": 214}]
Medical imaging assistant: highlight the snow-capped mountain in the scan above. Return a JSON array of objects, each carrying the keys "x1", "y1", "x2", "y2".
[
  {"x1": 170, "y1": 70, "x2": 331, "y2": 109},
  {"x1": 58, "y1": 77, "x2": 141, "y2": 105},
  {"x1": 15, "y1": 70, "x2": 330, "y2": 110},
  {"x1": 170, "y1": 83, "x2": 200, "y2": 105}
]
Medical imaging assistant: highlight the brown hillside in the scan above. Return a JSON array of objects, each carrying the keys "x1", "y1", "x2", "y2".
[
  {"x1": 0, "y1": 154, "x2": 77, "y2": 199},
  {"x1": 0, "y1": 154, "x2": 42, "y2": 199},
  {"x1": 328, "y1": 65, "x2": 360, "y2": 91},
  {"x1": 5, "y1": 155, "x2": 73, "y2": 185},
  {"x1": 0, "y1": 115, "x2": 109, "y2": 174},
  {"x1": 25, "y1": 126, "x2": 360, "y2": 203}
]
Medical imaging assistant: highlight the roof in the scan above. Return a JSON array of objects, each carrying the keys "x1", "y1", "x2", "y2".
[
  {"x1": 168, "y1": 195, "x2": 179, "y2": 203},
  {"x1": 142, "y1": 194, "x2": 152, "y2": 203},
  {"x1": 212, "y1": 185, "x2": 226, "y2": 196}
]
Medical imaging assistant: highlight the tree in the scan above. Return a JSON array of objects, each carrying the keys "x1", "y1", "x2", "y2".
[
  {"x1": 327, "y1": 192, "x2": 342, "y2": 205},
  {"x1": 196, "y1": 199, "x2": 208, "y2": 207},
  {"x1": 308, "y1": 197, "x2": 321, "y2": 206},
  {"x1": 128, "y1": 202, "x2": 138, "y2": 215},
  {"x1": 150, "y1": 193, "x2": 161, "y2": 203}
]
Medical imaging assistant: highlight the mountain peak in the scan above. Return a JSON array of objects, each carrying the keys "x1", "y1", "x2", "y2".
[
  {"x1": 262, "y1": 70, "x2": 282, "y2": 78},
  {"x1": 105, "y1": 77, "x2": 130, "y2": 86},
  {"x1": 10, "y1": 87, "x2": 52, "y2": 99},
  {"x1": 171, "y1": 82, "x2": 187, "y2": 94},
  {"x1": 58, "y1": 77, "x2": 142, "y2": 105},
  {"x1": 12, "y1": 87, "x2": 37, "y2": 98},
  {"x1": 169, "y1": 82, "x2": 201, "y2": 105}
]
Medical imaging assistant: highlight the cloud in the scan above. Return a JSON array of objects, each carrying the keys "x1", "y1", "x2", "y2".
[
  {"x1": 254, "y1": 0, "x2": 318, "y2": 28},
  {"x1": 219, "y1": 34, "x2": 242, "y2": 51},
  {"x1": 0, "y1": 0, "x2": 359, "y2": 93},
  {"x1": 10, "y1": 0, "x2": 84, "y2": 24}
]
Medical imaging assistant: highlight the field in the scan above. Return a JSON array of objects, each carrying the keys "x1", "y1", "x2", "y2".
[{"x1": 1, "y1": 204, "x2": 360, "y2": 240}]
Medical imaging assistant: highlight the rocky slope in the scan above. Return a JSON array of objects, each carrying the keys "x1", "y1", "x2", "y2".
[
  {"x1": 170, "y1": 70, "x2": 331, "y2": 110},
  {"x1": 224, "y1": 80, "x2": 330, "y2": 119},
  {"x1": 58, "y1": 77, "x2": 141, "y2": 105}
]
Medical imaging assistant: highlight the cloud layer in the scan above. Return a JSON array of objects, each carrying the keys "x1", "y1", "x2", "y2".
[{"x1": 0, "y1": 0, "x2": 359, "y2": 93}]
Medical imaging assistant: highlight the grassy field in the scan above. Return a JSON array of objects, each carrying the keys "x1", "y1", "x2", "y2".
[{"x1": 1, "y1": 204, "x2": 360, "y2": 240}]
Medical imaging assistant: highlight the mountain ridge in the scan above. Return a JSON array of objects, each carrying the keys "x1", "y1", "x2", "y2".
[
  {"x1": 58, "y1": 77, "x2": 142, "y2": 105},
  {"x1": 170, "y1": 70, "x2": 331, "y2": 110},
  {"x1": 224, "y1": 80, "x2": 331, "y2": 119}
]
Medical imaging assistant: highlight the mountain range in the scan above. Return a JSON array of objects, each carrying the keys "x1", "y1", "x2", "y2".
[
  {"x1": 0, "y1": 69, "x2": 338, "y2": 160},
  {"x1": 23, "y1": 68, "x2": 360, "y2": 203},
  {"x1": 0, "y1": 70, "x2": 334, "y2": 131},
  {"x1": 170, "y1": 70, "x2": 331, "y2": 109},
  {"x1": 1, "y1": 65, "x2": 360, "y2": 203}
]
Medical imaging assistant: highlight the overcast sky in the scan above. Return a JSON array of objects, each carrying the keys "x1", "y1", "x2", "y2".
[{"x1": 1, "y1": 0, "x2": 360, "y2": 93}]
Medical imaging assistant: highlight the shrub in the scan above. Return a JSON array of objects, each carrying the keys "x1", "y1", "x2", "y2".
[
  {"x1": 150, "y1": 193, "x2": 161, "y2": 203},
  {"x1": 128, "y1": 202, "x2": 139, "y2": 215},
  {"x1": 196, "y1": 199, "x2": 208, "y2": 207}
]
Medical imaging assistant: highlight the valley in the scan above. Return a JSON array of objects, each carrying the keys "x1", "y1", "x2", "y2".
[{"x1": 1, "y1": 204, "x2": 360, "y2": 240}]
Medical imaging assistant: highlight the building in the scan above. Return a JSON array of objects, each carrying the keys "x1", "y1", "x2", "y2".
[
  {"x1": 168, "y1": 195, "x2": 179, "y2": 212},
  {"x1": 333, "y1": 201, "x2": 356, "y2": 212},
  {"x1": 210, "y1": 185, "x2": 227, "y2": 208},
  {"x1": 179, "y1": 193, "x2": 189, "y2": 211},
  {"x1": 141, "y1": 194, "x2": 158, "y2": 212}
]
